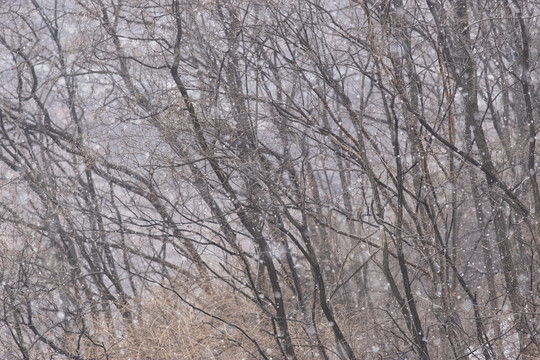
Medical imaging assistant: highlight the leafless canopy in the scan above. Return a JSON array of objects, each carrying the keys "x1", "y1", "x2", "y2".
[{"x1": 1, "y1": 0, "x2": 540, "y2": 359}]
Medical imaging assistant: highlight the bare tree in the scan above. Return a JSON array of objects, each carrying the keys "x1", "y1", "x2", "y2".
[{"x1": 1, "y1": 1, "x2": 540, "y2": 359}]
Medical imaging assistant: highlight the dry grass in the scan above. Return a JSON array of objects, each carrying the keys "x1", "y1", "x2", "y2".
[
  {"x1": 102, "y1": 283, "x2": 349, "y2": 359},
  {"x1": 107, "y1": 287, "x2": 279, "y2": 359}
]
